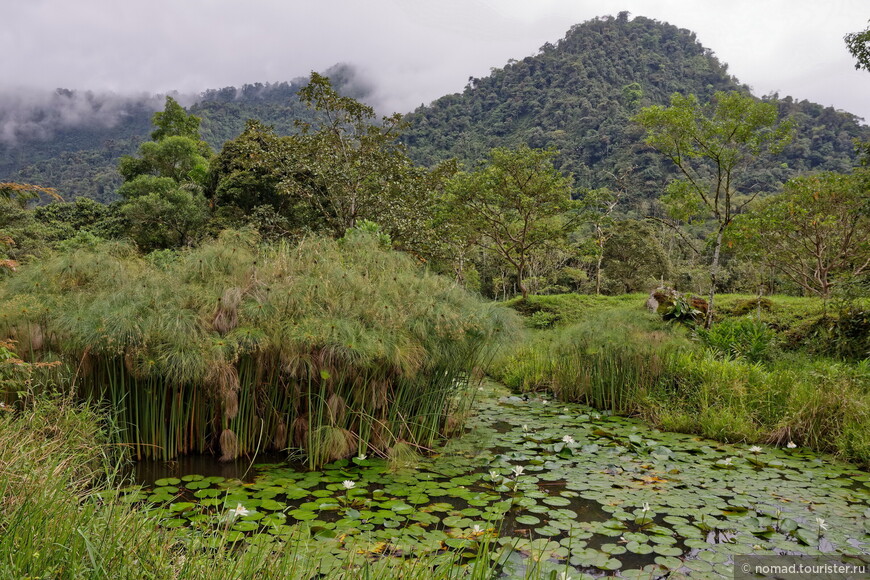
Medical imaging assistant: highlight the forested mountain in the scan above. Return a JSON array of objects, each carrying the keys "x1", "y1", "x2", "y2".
[
  {"x1": 0, "y1": 14, "x2": 867, "y2": 205},
  {"x1": 0, "y1": 65, "x2": 368, "y2": 202},
  {"x1": 402, "y1": 13, "x2": 870, "y2": 205}
]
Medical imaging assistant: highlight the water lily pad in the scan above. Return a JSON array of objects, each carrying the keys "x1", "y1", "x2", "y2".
[
  {"x1": 169, "y1": 501, "x2": 196, "y2": 512},
  {"x1": 653, "y1": 544, "x2": 683, "y2": 557},
  {"x1": 152, "y1": 485, "x2": 179, "y2": 494},
  {"x1": 260, "y1": 513, "x2": 287, "y2": 526},
  {"x1": 233, "y1": 521, "x2": 259, "y2": 532},
  {"x1": 626, "y1": 541, "x2": 653, "y2": 555},
  {"x1": 289, "y1": 509, "x2": 318, "y2": 521},
  {"x1": 600, "y1": 542, "x2": 627, "y2": 555},
  {"x1": 258, "y1": 499, "x2": 286, "y2": 511},
  {"x1": 154, "y1": 477, "x2": 181, "y2": 487},
  {"x1": 542, "y1": 496, "x2": 571, "y2": 507}
]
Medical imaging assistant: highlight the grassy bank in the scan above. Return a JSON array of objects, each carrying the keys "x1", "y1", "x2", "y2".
[{"x1": 490, "y1": 294, "x2": 870, "y2": 466}]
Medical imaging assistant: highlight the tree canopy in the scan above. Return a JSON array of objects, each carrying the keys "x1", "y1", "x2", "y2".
[
  {"x1": 634, "y1": 91, "x2": 792, "y2": 326},
  {"x1": 845, "y1": 20, "x2": 870, "y2": 72},
  {"x1": 443, "y1": 146, "x2": 576, "y2": 300},
  {"x1": 116, "y1": 98, "x2": 212, "y2": 250},
  {"x1": 729, "y1": 172, "x2": 870, "y2": 298}
]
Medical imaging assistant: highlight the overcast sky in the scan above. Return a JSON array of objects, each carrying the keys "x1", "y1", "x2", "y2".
[{"x1": 3, "y1": 0, "x2": 870, "y2": 122}]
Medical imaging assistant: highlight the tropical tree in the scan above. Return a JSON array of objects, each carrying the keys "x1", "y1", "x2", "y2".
[
  {"x1": 577, "y1": 185, "x2": 623, "y2": 295},
  {"x1": 729, "y1": 172, "x2": 870, "y2": 298},
  {"x1": 208, "y1": 76, "x2": 445, "y2": 249},
  {"x1": 290, "y1": 73, "x2": 424, "y2": 238},
  {"x1": 117, "y1": 97, "x2": 211, "y2": 250},
  {"x1": 149, "y1": 95, "x2": 203, "y2": 142},
  {"x1": 0, "y1": 184, "x2": 62, "y2": 267},
  {"x1": 445, "y1": 146, "x2": 576, "y2": 300},
  {"x1": 845, "y1": 21, "x2": 870, "y2": 165},
  {"x1": 845, "y1": 20, "x2": 870, "y2": 72},
  {"x1": 634, "y1": 91, "x2": 792, "y2": 326},
  {"x1": 207, "y1": 120, "x2": 321, "y2": 234},
  {"x1": 601, "y1": 219, "x2": 671, "y2": 294},
  {"x1": 121, "y1": 187, "x2": 209, "y2": 250}
]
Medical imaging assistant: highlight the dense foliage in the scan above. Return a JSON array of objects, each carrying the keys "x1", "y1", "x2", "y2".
[
  {"x1": 401, "y1": 14, "x2": 869, "y2": 202},
  {"x1": 1, "y1": 16, "x2": 867, "y2": 207}
]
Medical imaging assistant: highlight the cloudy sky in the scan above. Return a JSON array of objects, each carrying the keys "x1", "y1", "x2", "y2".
[{"x1": 3, "y1": 0, "x2": 870, "y2": 122}]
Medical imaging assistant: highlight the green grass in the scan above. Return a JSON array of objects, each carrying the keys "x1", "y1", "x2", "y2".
[
  {"x1": 492, "y1": 293, "x2": 870, "y2": 466},
  {"x1": 503, "y1": 293, "x2": 646, "y2": 327}
]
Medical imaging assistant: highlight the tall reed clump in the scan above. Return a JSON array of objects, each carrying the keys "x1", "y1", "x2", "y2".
[
  {"x1": 0, "y1": 230, "x2": 514, "y2": 468},
  {"x1": 489, "y1": 308, "x2": 689, "y2": 413},
  {"x1": 643, "y1": 350, "x2": 870, "y2": 465},
  {"x1": 548, "y1": 309, "x2": 688, "y2": 413}
]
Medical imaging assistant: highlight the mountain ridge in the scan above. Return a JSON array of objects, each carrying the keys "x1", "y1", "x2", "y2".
[{"x1": 1, "y1": 14, "x2": 867, "y2": 203}]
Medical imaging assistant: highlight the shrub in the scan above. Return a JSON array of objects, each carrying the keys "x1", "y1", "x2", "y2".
[
  {"x1": 527, "y1": 310, "x2": 559, "y2": 329},
  {"x1": 491, "y1": 307, "x2": 689, "y2": 413},
  {"x1": 695, "y1": 317, "x2": 778, "y2": 362}
]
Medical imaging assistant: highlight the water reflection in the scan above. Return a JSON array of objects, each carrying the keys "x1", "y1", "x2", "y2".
[{"x1": 132, "y1": 452, "x2": 287, "y2": 484}]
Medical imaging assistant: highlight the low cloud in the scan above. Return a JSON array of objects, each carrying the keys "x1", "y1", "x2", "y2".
[{"x1": 0, "y1": 89, "x2": 168, "y2": 145}]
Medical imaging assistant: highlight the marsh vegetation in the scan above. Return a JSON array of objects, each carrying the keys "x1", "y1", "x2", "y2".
[{"x1": 2, "y1": 18, "x2": 870, "y2": 577}]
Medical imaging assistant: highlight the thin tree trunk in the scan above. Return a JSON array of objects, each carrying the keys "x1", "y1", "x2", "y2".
[
  {"x1": 706, "y1": 226, "x2": 725, "y2": 329},
  {"x1": 595, "y1": 252, "x2": 603, "y2": 295},
  {"x1": 518, "y1": 261, "x2": 528, "y2": 301}
]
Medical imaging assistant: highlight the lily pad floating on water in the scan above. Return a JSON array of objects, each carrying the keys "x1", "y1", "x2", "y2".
[
  {"x1": 154, "y1": 477, "x2": 181, "y2": 487},
  {"x1": 135, "y1": 383, "x2": 870, "y2": 576}
]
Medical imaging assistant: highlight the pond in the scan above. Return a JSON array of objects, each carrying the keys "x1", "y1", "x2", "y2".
[{"x1": 123, "y1": 383, "x2": 870, "y2": 578}]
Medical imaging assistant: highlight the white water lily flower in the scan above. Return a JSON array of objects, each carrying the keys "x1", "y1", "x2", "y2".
[
  {"x1": 522, "y1": 424, "x2": 529, "y2": 432},
  {"x1": 541, "y1": 399, "x2": 549, "y2": 405},
  {"x1": 558, "y1": 571, "x2": 573, "y2": 580},
  {"x1": 489, "y1": 470, "x2": 500, "y2": 480},
  {"x1": 229, "y1": 503, "x2": 250, "y2": 518},
  {"x1": 342, "y1": 480, "x2": 356, "y2": 490},
  {"x1": 641, "y1": 502, "x2": 650, "y2": 512},
  {"x1": 749, "y1": 445, "x2": 763, "y2": 453},
  {"x1": 512, "y1": 465, "x2": 525, "y2": 477},
  {"x1": 472, "y1": 524, "x2": 482, "y2": 534},
  {"x1": 592, "y1": 414, "x2": 601, "y2": 420},
  {"x1": 816, "y1": 517, "x2": 829, "y2": 531},
  {"x1": 722, "y1": 457, "x2": 734, "y2": 465},
  {"x1": 786, "y1": 441, "x2": 797, "y2": 449},
  {"x1": 357, "y1": 453, "x2": 367, "y2": 460},
  {"x1": 563, "y1": 407, "x2": 570, "y2": 413},
  {"x1": 562, "y1": 435, "x2": 575, "y2": 444}
]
